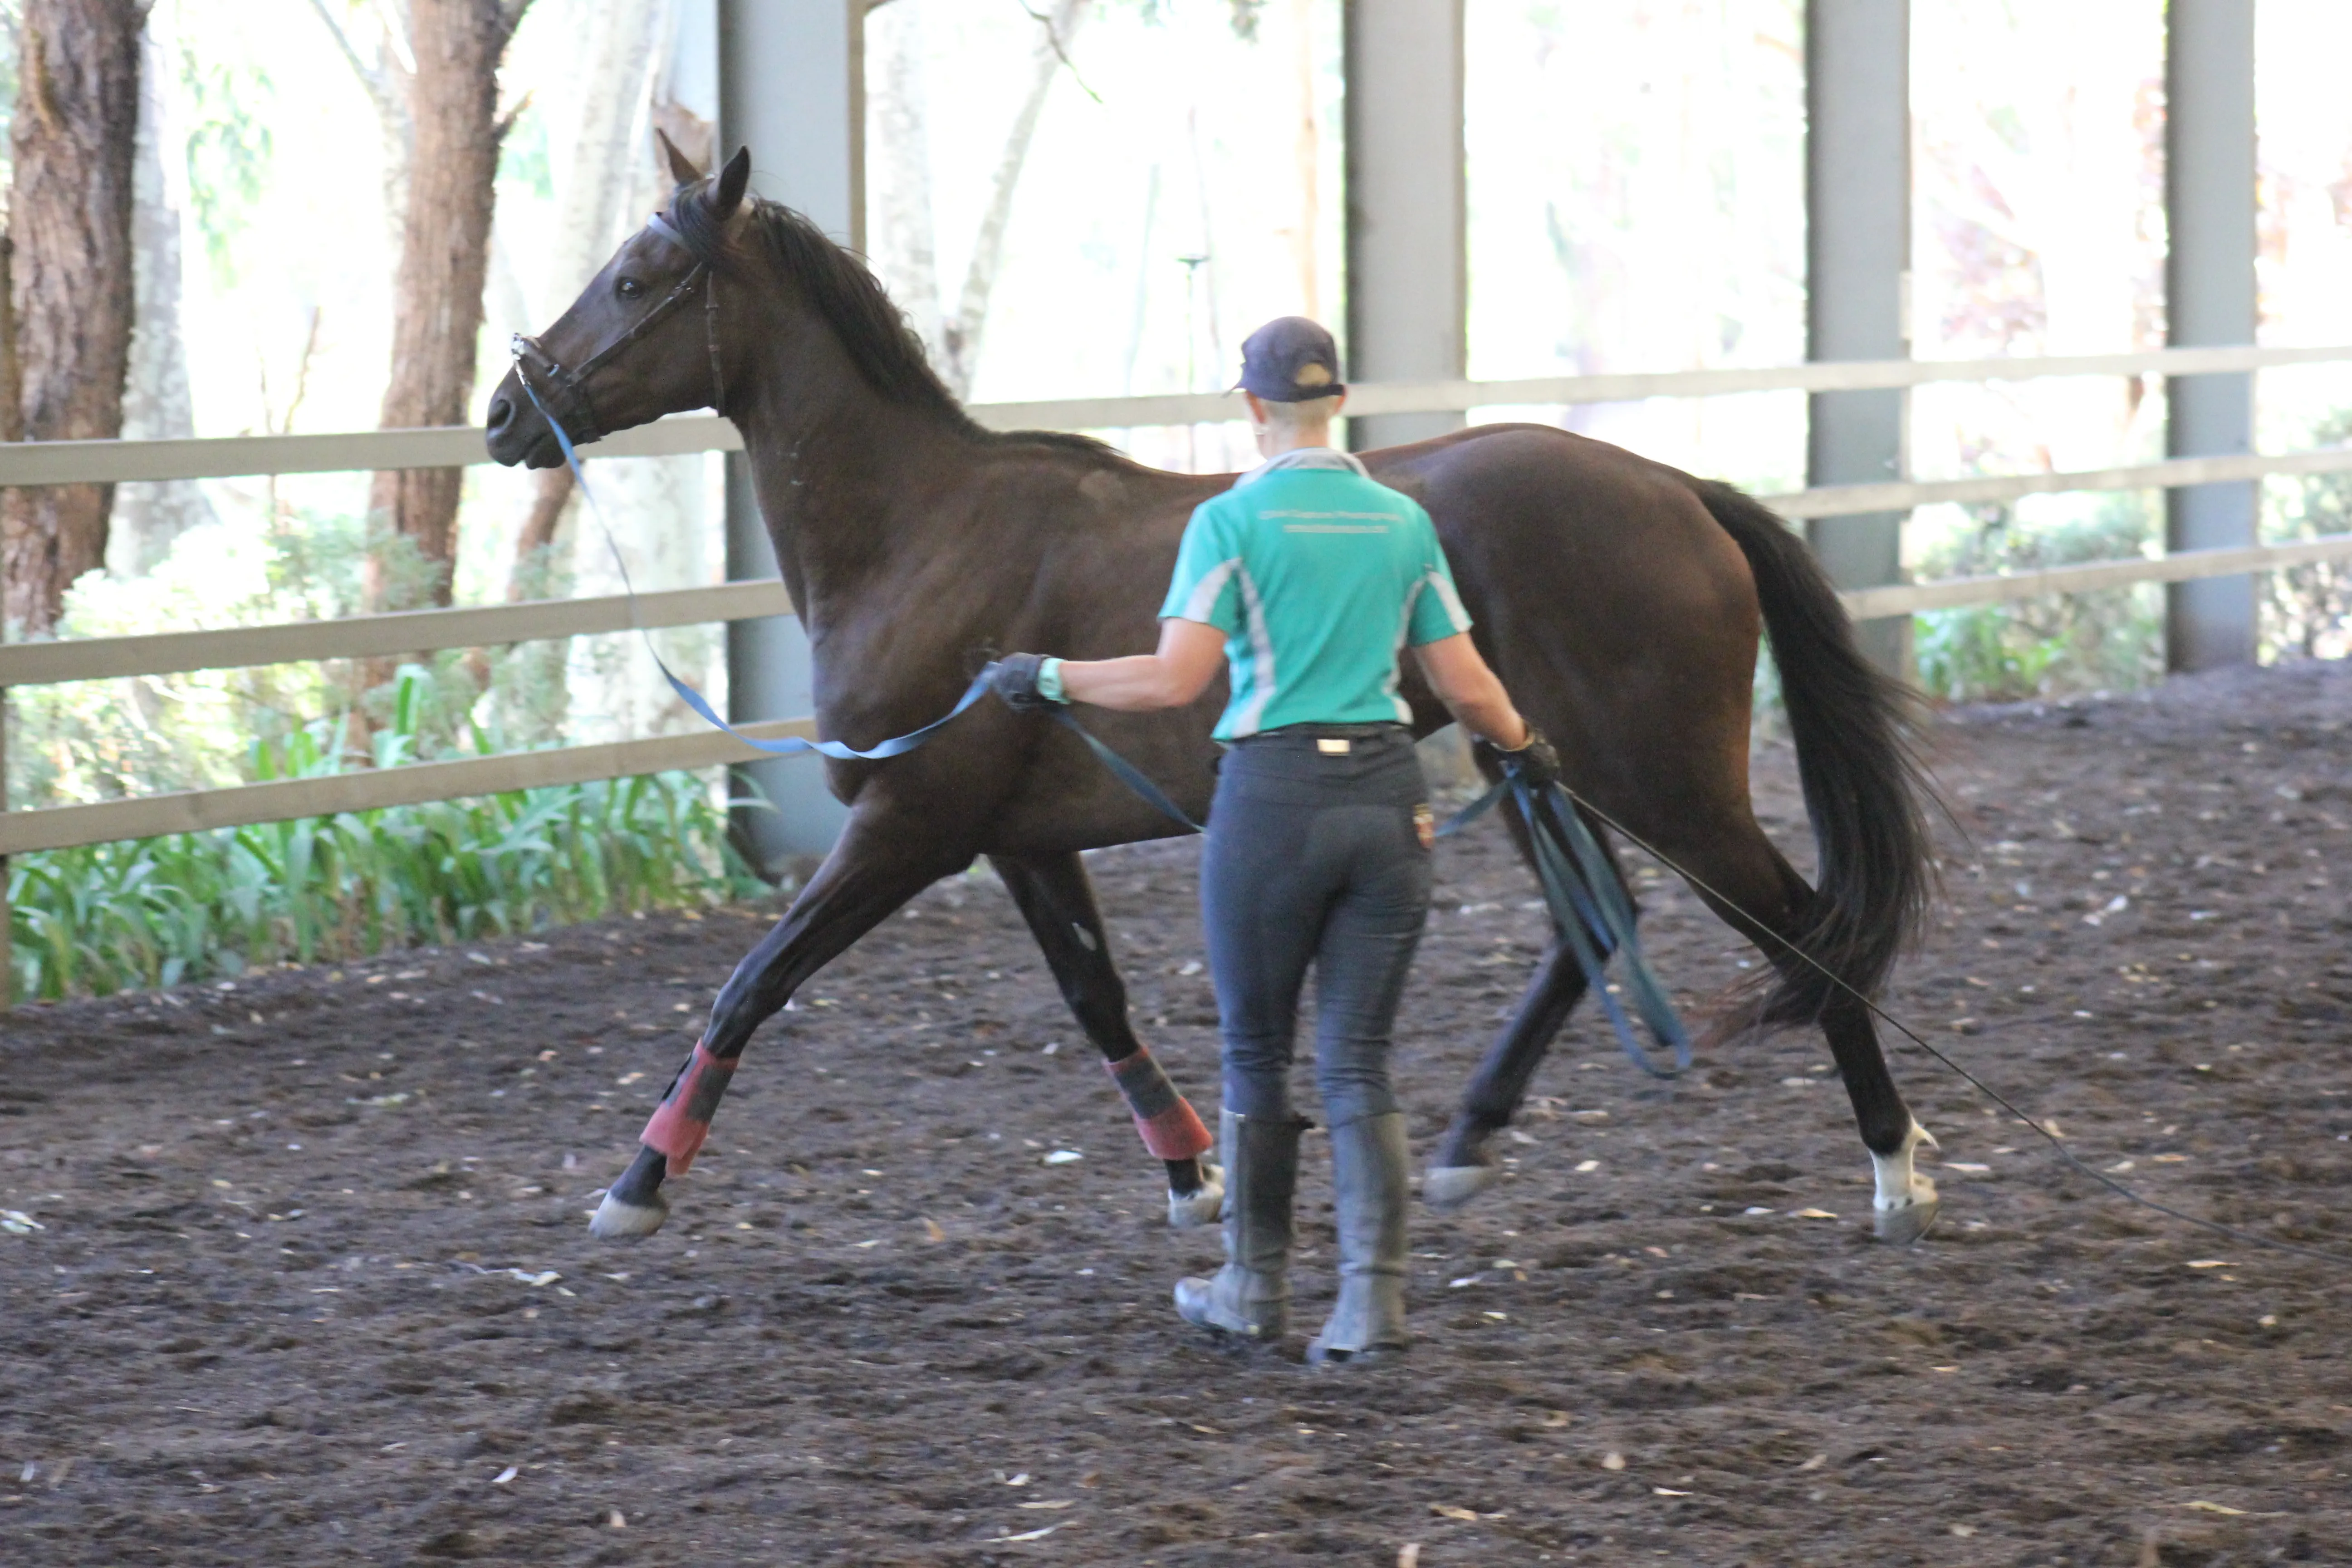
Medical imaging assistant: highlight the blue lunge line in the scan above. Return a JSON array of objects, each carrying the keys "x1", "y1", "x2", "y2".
[
  {"x1": 1440, "y1": 774, "x2": 1693, "y2": 1078},
  {"x1": 515, "y1": 374, "x2": 1195, "y2": 824},
  {"x1": 1044, "y1": 709, "x2": 1205, "y2": 833},
  {"x1": 516, "y1": 372, "x2": 1670, "y2": 1063},
  {"x1": 515, "y1": 374, "x2": 991, "y2": 762}
]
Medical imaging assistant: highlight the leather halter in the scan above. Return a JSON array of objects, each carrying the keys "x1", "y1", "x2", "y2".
[{"x1": 509, "y1": 211, "x2": 725, "y2": 444}]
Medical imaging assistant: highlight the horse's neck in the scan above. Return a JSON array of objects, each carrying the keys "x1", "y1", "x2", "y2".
[{"x1": 732, "y1": 386, "x2": 965, "y2": 623}]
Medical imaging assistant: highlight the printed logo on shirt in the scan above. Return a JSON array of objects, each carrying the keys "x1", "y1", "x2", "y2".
[{"x1": 1259, "y1": 509, "x2": 1401, "y2": 524}]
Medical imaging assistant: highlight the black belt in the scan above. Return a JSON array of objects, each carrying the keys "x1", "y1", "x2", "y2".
[{"x1": 1231, "y1": 722, "x2": 1410, "y2": 747}]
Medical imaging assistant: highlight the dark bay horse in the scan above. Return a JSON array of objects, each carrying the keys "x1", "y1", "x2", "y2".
[{"x1": 484, "y1": 147, "x2": 1946, "y2": 1249}]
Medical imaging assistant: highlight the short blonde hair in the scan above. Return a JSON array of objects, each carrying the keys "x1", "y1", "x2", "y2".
[{"x1": 1259, "y1": 393, "x2": 1343, "y2": 430}]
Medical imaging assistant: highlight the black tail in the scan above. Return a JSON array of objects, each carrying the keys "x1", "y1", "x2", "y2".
[{"x1": 1690, "y1": 479, "x2": 1937, "y2": 1024}]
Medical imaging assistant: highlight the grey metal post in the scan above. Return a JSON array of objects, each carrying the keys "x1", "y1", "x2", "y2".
[
  {"x1": 1343, "y1": 0, "x2": 1466, "y2": 452},
  {"x1": 2163, "y1": 0, "x2": 2259, "y2": 671},
  {"x1": 715, "y1": 0, "x2": 864, "y2": 875},
  {"x1": 1804, "y1": 0, "x2": 1911, "y2": 676}
]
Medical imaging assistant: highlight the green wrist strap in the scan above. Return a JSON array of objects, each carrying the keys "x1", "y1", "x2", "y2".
[{"x1": 1037, "y1": 657, "x2": 1068, "y2": 704}]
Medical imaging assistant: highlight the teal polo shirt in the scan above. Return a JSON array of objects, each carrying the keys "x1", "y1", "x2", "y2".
[{"x1": 1158, "y1": 448, "x2": 1472, "y2": 740}]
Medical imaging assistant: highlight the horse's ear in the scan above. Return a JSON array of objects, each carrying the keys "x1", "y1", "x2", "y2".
[
  {"x1": 710, "y1": 146, "x2": 752, "y2": 220},
  {"x1": 655, "y1": 126, "x2": 705, "y2": 188}
]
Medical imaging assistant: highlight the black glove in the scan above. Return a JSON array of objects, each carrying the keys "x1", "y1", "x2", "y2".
[
  {"x1": 985, "y1": 652, "x2": 1062, "y2": 714},
  {"x1": 1493, "y1": 723, "x2": 1562, "y2": 789}
]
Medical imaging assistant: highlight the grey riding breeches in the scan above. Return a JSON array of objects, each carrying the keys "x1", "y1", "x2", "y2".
[{"x1": 1199, "y1": 725, "x2": 1433, "y2": 1131}]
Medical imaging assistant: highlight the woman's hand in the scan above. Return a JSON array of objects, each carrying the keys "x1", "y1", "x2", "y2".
[
  {"x1": 984, "y1": 652, "x2": 1064, "y2": 712},
  {"x1": 1489, "y1": 725, "x2": 1563, "y2": 788}
]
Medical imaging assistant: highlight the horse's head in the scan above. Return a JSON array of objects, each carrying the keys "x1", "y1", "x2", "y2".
[{"x1": 484, "y1": 137, "x2": 753, "y2": 470}]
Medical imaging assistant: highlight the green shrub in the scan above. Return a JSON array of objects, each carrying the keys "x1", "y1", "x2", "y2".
[
  {"x1": 8, "y1": 669, "x2": 770, "y2": 1002},
  {"x1": 2259, "y1": 408, "x2": 2352, "y2": 662},
  {"x1": 1909, "y1": 493, "x2": 2164, "y2": 703}
]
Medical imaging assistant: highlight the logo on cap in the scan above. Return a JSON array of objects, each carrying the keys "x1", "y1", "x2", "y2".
[{"x1": 1239, "y1": 316, "x2": 1346, "y2": 403}]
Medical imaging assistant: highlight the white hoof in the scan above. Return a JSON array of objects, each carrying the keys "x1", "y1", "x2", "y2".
[
  {"x1": 1168, "y1": 1162, "x2": 1225, "y2": 1229},
  {"x1": 588, "y1": 1189, "x2": 669, "y2": 1241},
  {"x1": 1871, "y1": 1121, "x2": 1940, "y2": 1246},
  {"x1": 1422, "y1": 1163, "x2": 1497, "y2": 1212},
  {"x1": 1874, "y1": 1195, "x2": 1941, "y2": 1245}
]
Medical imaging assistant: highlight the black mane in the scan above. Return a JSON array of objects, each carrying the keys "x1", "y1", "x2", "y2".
[
  {"x1": 670, "y1": 187, "x2": 975, "y2": 425},
  {"x1": 668, "y1": 186, "x2": 1110, "y2": 456}
]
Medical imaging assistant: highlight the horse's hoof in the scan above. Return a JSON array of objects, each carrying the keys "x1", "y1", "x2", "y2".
[
  {"x1": 1168, "y1": 1161, "x2": 1225, "y2": 1229},
  {"x1": 1869, "y1": 1120, "x2": 1940, "y2": 1245},
  {"x1": 1422, "y1": 1163, "x2": 1496, "y2": 1212},
  {"x1": 589, "y1": 1189, "x2": 670, "y2": 1241},
  {"x1": 1874, "y1": 1196, "x2": 1940, "y2": 1246}
]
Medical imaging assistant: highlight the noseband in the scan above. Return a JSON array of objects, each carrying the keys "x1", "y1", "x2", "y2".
[{"x1": 510, "y1": 211, "x2": 727, "y2": 446}]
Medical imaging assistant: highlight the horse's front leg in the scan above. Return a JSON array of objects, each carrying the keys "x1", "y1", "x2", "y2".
[
  {"x1": 591, "y1": 809, "x2": 971, "y2": 1240},
  {"x1": 989, "y1": 852, "x2": 1223, "y2": 1227}
]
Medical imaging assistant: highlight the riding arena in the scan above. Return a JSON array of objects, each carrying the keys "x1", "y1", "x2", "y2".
[{"x1": 3, "y1": 4, "x2": 2351, "y2": 1564}]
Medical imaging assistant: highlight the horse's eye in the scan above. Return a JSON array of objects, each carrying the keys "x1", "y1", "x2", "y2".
[{"x1": 617, "y1": 277, "x2": 645, "y2": 299}]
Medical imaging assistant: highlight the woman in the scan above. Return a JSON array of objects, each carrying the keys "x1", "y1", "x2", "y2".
[{"x1": 990, "y1": 317, "x2": 1554, "y2": 1362}]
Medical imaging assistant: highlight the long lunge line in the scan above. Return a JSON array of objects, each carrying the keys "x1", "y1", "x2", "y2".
[
  {"x1": 1438, "y1": 772, "x2": 1692, "y2": 1078},
  {"x1": 1563, "y1": 789, "x2": 2352, "y2": 1273}
]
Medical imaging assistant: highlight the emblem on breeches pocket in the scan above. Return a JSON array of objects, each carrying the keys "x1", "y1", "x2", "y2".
[{"x1": 1413, "y1": 803, "x2": 1435, "y2": 851}]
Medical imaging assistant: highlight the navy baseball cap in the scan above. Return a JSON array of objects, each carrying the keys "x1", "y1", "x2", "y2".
[{"x1": 1238, "y1": 316, "x2": 1345, "y2": 402}]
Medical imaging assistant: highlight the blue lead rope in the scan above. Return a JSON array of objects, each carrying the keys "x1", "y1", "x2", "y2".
[
  {"x1": 515, "y1": 374, "x2": 1196, "y2": 811},
  {"x1": 521, "y1": 371, "x2": 1676, "y2": 1070},
  {"x1": 1044, "y1": 709, "x2": 1205, "y2": 833},
  {"x1": 518, "y1": 375, "x2": 996, "y2": 763},
  {"x1": 1441, "y1": 774, "x2": 1694, "y2": 1078}
]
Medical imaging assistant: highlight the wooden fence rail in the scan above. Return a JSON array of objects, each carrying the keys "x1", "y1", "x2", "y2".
[
  {"x1": 3, "y1": 340, "x2": 2347, "y2": 487},
  {"x1": 0, "y1": 343, "x2": 2346, "y2": 867}
]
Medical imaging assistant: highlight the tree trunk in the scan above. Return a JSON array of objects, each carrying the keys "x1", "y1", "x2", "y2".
[
  {"x1": 364, "y1": 0, "x2": 531, "y2": 611},
  {"x1": 938, "y1": 0, "x2": 1090, "y2": 400},
  {"x1": 867, "y1": 0, "x2": 943, "y2": 358},
  {"x1": 550, "y1": 14, "x2": 717, "y2": 749},
  {"x1": 500, "y1": 0, "x2": 666, "y2": 604},
  {"x1": 2, "y1": 0, "x2": 151, "y2": 635},
  {"x1": 0, "y1": 237, "x2": 21, "y2": 446},
  {"x1": 1285, "y1": 0, "x2": 1320, "y2": 321},
  {"x1": 114, "y1": 19, "x2": 216, "y2": 576},
  {"x1": 302, "y1": 0, "x2": 415, "y2": 284}
]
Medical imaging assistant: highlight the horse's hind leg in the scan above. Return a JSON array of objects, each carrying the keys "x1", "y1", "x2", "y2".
[
  {"x1": 990, "y1": 852, "x2": 1221, "y2": 1226},
  {"x1": 1424, "y1": 937, "x2": 1592, "y2": 1210},
  {"x1": 1670, "y1": 818, "x2": 1940, "y2": 1244},
  {"x1": 592, "y1": 810, "x2": 969, "y2": 1241}
]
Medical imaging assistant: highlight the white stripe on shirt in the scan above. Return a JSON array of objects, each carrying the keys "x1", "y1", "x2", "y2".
[
  {"x1": 1423, "y1": 565, "x2": 1471, "y2": 632},
  {"x1": 1229, "y1": 564, "x2": 1280, "y2": 735},
  {"x1": 1386, "y1": 581, "x2": 1424, "y2": 723},
  {"x1": 1178, "y1": 557, "x2": 1242, "y2": 624}
]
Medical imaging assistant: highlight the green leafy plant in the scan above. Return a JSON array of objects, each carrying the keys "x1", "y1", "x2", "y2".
[
  {"x1": 1909, "y1": 493, "x2": 2164, "y2": 703},
  {"x1": 2259, "y1": 408, "x2": 2352, "y2": 662},
  {"x1": 8, "y1": 668, "x2": 770, "y2": 1002},
  {"x1": 179, "y1": 39, "x2": 276, "y2": 289}
]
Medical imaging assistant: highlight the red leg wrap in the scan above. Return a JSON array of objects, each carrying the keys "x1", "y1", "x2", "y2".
[
  {"x1": 1133, "y1": 1098, "x2": 1214, "y2": 1161},
  {"x1": 1105, "y1": 1047, "x2": 1214, "y2": 1160},
  {"x1": 640, "y1": 1040, "x2": 735, "y2": 1176}
]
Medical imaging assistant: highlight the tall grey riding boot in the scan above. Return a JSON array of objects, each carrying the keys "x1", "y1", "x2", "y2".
[
  {"x1": 1307, "y1": 1111, "x2": 1411, "y2": 1364},
  {"x1": 1174, "y1": 1110, "x2": 1303, "y2": 1339}
]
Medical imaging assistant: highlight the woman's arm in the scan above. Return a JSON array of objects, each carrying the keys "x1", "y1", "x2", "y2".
[
  {"x1": 1052, "y1": 617, "x2": 1229, "y2": 712},
  {"x1": 1411, "y1": 632, "x2": 1533, "y2": 750}
]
